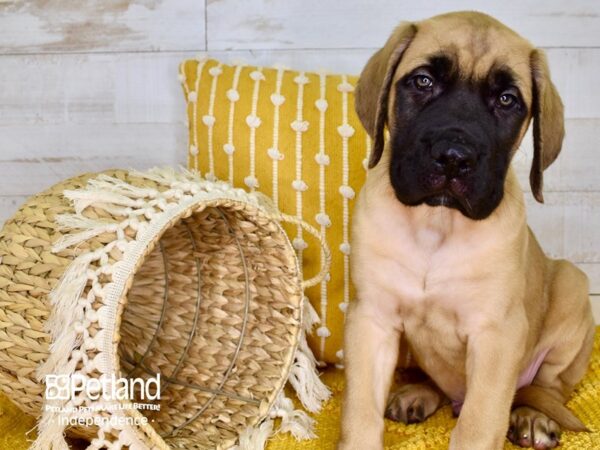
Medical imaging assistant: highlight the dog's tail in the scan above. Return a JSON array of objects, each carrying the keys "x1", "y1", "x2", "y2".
[{"x1": 513, "y1": 385, "x2": 588, "y2": 432}]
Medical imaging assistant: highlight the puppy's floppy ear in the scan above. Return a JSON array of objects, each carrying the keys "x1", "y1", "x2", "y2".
[
  {"x1": 355, "y1": 23, "x2": 417, "y2": 168},
  {"x1": 529, "y1": 49, "x2": 564, "y2": 203}
]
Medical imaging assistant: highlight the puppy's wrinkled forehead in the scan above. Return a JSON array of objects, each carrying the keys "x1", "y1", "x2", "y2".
[{"x1": 394, "y1": 12, "x2": 535, "y2": 104}]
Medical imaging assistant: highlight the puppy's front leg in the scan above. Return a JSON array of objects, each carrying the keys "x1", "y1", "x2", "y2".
[
  {"x1": 450, "y1": 325, "x2": 526, "y2": 450},
  {"x1": 338, "y1": 300, "x2": 400, "y2": 450}
]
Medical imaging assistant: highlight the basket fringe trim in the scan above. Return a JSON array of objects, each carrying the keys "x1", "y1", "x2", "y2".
[
  {"x1": 290, "y1": 298, "x2": 331, "y2": 413},
  {"x1": 33, "y1": 167, "x2": 330, "y2": 450}
]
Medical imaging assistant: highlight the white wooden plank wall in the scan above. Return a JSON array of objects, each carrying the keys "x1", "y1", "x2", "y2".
[{"x1": 0, "y1": 1, "x2": 598, "y2": 318}]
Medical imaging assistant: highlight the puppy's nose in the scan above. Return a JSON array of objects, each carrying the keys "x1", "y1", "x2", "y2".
[{"x1": 432, "y1": 145, "x2": 476, "y2": 178}]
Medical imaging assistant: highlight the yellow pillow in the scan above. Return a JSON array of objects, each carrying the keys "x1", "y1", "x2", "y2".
[{"x1": 180, "y1": 58, "x2": 369, "y2": 364}]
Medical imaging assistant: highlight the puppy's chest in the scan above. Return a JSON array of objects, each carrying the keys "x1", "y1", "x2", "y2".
[
  {"x1": 371, "y1": 226, "x2": 488, "y2": 391},
  {"x1": 380, "y1": 249, "x2": 483, "y2": 340},
  {"x1": 361, "y1": 207, "x2": 500, "y2": 333},
  {"x1": 371, "y1": 238, "x2": 479, "y2": 394}
]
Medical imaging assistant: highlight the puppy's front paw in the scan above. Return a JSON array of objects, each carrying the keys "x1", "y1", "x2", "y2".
[
  {"x1": 385, "y1": 383, "x2": 444, "y2": 424},
  {"x1": 508, "y1": 406, "x2": 561, "y2": 449}
]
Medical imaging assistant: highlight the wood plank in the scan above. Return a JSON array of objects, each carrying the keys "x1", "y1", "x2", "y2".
[
  {"x1": 579, "y1": 265, "x2": 600, "y2": 294},
  {"x1": 0, "y1": 0, "x2": 205, "y2": 54},
  {"x1": 0, "y1": 123, "x2": 186, "y2": 196},
  {"x1": 526, "y1": 193, "x2": 600, "y2": 264},
  {"x1": 207, "y1": 0, "x2": 600, "y2": 50},
  {"x1": 208, "y1": 49, "x2": 373, "y2": 75},
  {"x1": 0, "y1": 196, "x2": 27, "y2": 225},
  {"x1": 0, "y1": 52, "x2": 187, "y2": 126},
  {"x1": 544, "y1": 48, "x2": 600, "y2": 119},
  {"x1": 513, "y1": 119, "x2": 600, "y2": 193},
  {"x1": 592, "y1": 295, "x2": 600, "y2": 323}
]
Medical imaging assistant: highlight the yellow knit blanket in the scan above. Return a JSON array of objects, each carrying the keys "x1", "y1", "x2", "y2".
[{"x1": 2, "y1": 327, "x2": 599, "y2": 449}]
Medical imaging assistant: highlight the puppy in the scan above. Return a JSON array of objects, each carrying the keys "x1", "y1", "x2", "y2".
[{"x1": 339, "y1": 11, "x2": 595, "y2": 450}]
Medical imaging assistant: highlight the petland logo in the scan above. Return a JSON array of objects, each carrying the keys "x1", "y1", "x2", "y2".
[{"x1": 45, "y1": 373, "x2": 161, "y2": 401}]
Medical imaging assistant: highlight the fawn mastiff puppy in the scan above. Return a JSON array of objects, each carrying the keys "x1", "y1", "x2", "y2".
[{"x1": 339, "y1": 11, "x2": 595, "y2": 450}]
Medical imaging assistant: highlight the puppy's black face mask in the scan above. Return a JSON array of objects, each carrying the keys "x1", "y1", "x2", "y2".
[{"x1": 388, "y1": 55, "x2": 529, "y2": 220}]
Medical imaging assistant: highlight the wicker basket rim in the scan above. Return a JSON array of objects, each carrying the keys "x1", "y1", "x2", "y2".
[{"x1": 112, "y1": 196, "x2": 304, "y2": 448}]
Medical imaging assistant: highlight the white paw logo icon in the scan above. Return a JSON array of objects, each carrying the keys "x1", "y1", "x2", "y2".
[{"x1": 45, "y1": 374, "x2": 71, "y2": 400}]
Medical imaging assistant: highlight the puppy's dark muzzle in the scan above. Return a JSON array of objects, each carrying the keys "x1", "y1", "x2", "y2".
[{"x1": 431, "y1": 142, "x2": 477, "y2": 179}]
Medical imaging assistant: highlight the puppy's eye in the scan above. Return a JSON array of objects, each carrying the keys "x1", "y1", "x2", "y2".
[
  {"x1": 497, "y1": 92, "x2": 517, "y2": 108},
  {"x1": 414, "y1": 75, "x2": 434, "y2": 90}
]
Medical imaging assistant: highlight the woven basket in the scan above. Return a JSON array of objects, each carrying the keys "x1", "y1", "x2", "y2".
[{"x1": 0, "y1": 168, "x2": 330, "y2": 449}]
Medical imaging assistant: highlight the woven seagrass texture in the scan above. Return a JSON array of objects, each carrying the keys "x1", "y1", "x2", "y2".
[{"x1": 0, "y1": 169, "x2": 304, "y2": 449}]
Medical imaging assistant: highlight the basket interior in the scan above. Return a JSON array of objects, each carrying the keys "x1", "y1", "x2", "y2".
[{"x1": 117, "y1": 204, "x2": 301, "y2": 447}]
